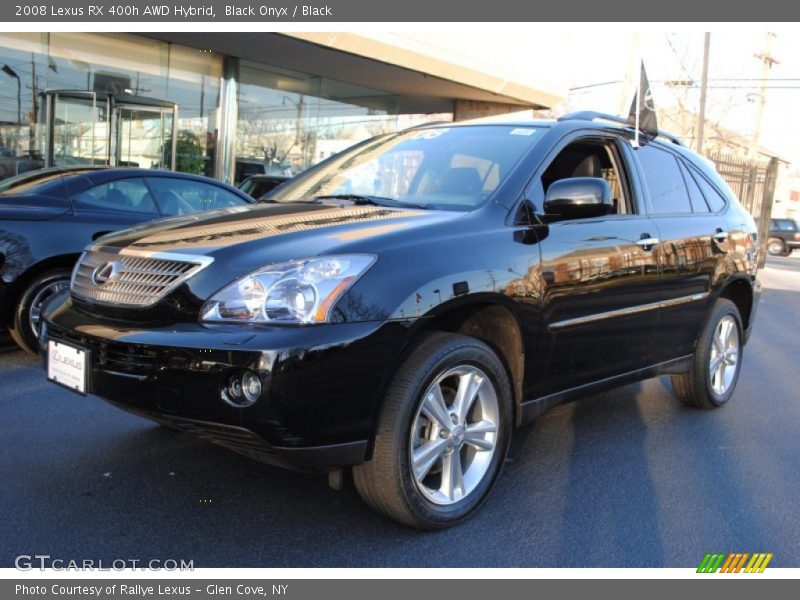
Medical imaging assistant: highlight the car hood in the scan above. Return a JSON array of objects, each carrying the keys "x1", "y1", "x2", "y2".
[{"x1": 91, "y1": 201, "x2": 464, "y2": 287}]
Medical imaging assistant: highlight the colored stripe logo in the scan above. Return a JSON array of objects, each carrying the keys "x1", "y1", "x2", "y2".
[{"x1": 697, "y1": 552, "x2": 773, "y2": 573}]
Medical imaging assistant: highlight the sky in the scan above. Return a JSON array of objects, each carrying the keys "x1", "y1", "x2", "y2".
[{"x1": 369, "y1": 30, "x2": 800, "y2": 166}]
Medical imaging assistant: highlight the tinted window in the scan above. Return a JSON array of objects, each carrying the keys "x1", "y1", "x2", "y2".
[
  {"x1": 146, "y1": 178, "x2": 248, "y2": 216},
  {"x1": 687, "y1": 164, "x2": 727, "y2": 212},
  {"x1": 637, "y1": 146, "x2": 692, "y2": 214},
  {"x1": 236, "y1": 162, "x2": 265, "y2": 184},
  {"x1": 678, "y1": 162, "x2": 710, "y2": 213},
  {"x1": 774, "y1": 219, "x2": 797, "y2": 232},
  {"x1": 75, "y1": 179, "x2": 157, "y2": 213},
  {"x1": 240, "y1": 177, "x2": 288, "y2": 199}
]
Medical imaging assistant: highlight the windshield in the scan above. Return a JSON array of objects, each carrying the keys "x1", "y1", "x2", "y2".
[{"x1": 267, "y1": 124, "x2": 543, "y2": 211}]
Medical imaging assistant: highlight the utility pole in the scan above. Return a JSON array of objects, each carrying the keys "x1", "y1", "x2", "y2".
[
  {"x1": 695, "y1": 32, "x2": 710, "y2": 155},
  {"x1": 750, "y1": 32, "x2": 778, "y2": 158}
]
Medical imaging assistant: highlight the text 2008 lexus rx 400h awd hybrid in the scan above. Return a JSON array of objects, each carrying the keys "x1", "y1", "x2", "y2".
[{"x1": 41, "y1": 114, "x2": 761, "y2": 529}]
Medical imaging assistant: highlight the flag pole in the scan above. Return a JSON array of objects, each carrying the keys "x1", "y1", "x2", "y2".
[{"x1": 634, "y1": 61, "x2": 641, "y2": 148}]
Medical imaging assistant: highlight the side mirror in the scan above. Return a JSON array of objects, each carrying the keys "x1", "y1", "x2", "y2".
[{"x1": 543, "y1": 177, "x2": 612, "y2": 219}]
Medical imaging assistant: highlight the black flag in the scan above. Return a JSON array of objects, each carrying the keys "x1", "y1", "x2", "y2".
[{"x1": 628, "y1": 62, "x2": 658, "y2": 144}]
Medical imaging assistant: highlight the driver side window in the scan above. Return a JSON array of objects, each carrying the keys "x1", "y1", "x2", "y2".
[{"x1": 540, "y1": 139, "x2": 631, "y2": 217}]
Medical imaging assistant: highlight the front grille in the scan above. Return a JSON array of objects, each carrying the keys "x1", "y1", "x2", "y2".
[
  {"x1": 97, "y1": 344, "x2": 159, "y2": 377},
  {"x1": 47, "y1": 323, "x2": 159, "y2": 377},
  {"x1": 71, "y1": 249, "x2": 212, "y2": 307}
]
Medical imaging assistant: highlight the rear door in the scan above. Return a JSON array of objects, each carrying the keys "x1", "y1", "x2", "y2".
[{"x1": 632, "y1": 144, "x2": 729, "y2": 361}]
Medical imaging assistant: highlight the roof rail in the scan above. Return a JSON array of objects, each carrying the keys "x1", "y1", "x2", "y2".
[{"x1": 557, "y1": 110, "x2": 685, "y2": 147}]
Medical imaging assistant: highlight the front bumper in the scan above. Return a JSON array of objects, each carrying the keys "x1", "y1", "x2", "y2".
[{"x1": 41, "y1": 298, "x2": 412, "y2": 472}]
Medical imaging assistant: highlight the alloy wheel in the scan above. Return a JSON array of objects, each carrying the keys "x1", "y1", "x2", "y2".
[
  {"x1": 409, "y1": 365, "x2": 499, "y2": 506},
  {"x1": 709, "y1": 315, "x2": 739, "y2": 396},
  {"x1": 28, "y1": 279, "x2": 70, "y2": 338}
]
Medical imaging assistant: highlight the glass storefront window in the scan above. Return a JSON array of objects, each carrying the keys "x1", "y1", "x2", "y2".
[
  {"x1": 0, "y1": 33, "x2": 445, "y2": 185},
  {"x1": 0, "y1": 33, "x2": 48, "y2": 178},
  {"x1": 166, "y1": 45, "x2": 221, "y2": 176},
  {"x1": 0, "y1": 33, "x2": 221, "y2": 179},
  {"x1": 235, "y1": 60, "x2": 400, "y2": 183}
]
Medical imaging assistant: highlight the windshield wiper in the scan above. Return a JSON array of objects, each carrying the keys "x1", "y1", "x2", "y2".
[
  {"x1": 314, "y1": 194, "x2": 431, "y2": 210},
  {"x1": 313, "y1": 194, "x2": 399, "y2": 206}
]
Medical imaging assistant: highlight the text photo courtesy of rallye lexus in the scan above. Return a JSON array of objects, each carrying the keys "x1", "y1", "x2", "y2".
[
  {"x1": 0, "y1": 168, "x2": 255, "y2": 354},
  {"x1": 41, "y1": 112, "x2": 760, "y2": 529}
]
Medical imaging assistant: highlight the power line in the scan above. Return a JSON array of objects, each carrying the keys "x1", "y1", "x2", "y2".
[{"x1": 665, "y1": 33, "x2": 696, "y2": 82}]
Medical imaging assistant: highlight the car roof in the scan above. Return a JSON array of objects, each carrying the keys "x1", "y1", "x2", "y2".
[
  {"x1": 56, "y1": 167, "x2": 247, "y2": 191},
  {"x1": 0, "y1": 167, "x2": 253, "y2": 201},
  {"x1": 411, "y1": 113, "x2": 688, "y2": 149}
]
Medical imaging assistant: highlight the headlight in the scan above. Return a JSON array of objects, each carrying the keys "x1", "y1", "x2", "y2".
[{"x1": 200, "y1": 255, "x2": 375, "y2": 324}]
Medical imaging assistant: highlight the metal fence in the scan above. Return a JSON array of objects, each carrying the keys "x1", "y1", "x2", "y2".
[{"x1": 707, "y1": 151, "x2": 779, "y2": 268}]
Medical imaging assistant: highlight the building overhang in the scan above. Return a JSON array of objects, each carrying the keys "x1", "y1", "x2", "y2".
[{"x1": 142, "y1": 32, "x2": 563, "y2": 114}]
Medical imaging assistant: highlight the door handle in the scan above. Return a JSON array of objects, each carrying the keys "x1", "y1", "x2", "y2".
[
  {"x1": 636, "y1": 236, "x2": 660, "y2": 249},
  {"x1": 713, "y1": 229, "x2": 729, "y2": 243}
]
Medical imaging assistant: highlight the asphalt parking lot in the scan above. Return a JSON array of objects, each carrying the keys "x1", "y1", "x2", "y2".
[{"x1": 2, "y1": 256, "x2": 799, "y2": 568}]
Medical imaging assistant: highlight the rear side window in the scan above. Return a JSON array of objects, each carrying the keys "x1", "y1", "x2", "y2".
[
  {"x1": 75, "y1": 179, "x2": 157, "y2": 214},
  {"x1": 678, "y1": 161, "x2": 710, "y2": 213},
  {"x1": 774, "y1": 219, "x2": 797, "y2": 231},
  {"x1": 146, "y1": 178, "x2": 248, "y2": 216},
  {"x1": 636, "y1": 145, "x2": 692, "y2": 214},
  {"x1": 686, "y1": 163, "x2": 727, "y2": 213}
]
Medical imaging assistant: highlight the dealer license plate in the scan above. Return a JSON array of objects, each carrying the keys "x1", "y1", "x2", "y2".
[{"x1": 47, "y1": 340, "x2": 88, "y2": 394}]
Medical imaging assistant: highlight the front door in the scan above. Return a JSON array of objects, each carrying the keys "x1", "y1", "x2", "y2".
[{"x1": 528, "y1": 135, "x2": 662, "y2": 397}]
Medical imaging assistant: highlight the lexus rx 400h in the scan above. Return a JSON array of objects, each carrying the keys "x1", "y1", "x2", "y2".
[{"x1": 41, "y1": 114, "x2": 760, "y2": 529}]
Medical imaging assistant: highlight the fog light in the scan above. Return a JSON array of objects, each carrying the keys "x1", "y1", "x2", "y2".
[
  {"x1": 222, "y1": 370, "x2": 261, "y2": 407},
  {"x1": 242, "y1": 370, "x2": 262, "y2": 404}
]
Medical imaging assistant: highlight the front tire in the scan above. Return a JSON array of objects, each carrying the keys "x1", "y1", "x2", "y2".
[
  {"x1": 672, "y1": 299, "x2": 743, "y2": 409},
  {"x1": 9, "y1": 269, "x2": 71, "y2": 355},
  {"x1": 353, "y1": 332, "x2": 512, "y2": 529}
]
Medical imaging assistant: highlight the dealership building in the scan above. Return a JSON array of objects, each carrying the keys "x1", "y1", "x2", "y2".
[{"x1": 0, "y1": 32, "x2": 561, "y2": 184}]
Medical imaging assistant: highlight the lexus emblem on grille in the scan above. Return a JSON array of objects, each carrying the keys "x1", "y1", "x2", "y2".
[{"x1": 91, "y1": 261, "x2": 123, "y2": 285}]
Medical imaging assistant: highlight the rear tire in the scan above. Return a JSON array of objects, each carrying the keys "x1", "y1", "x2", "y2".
[
  {"x1": 8, "y1": 269, "x2": 71, "y2": 355},
  {"x1": 767, "y1": 238, "x2": 786, "y2": 256},
  {"x1": 672, "y1": 299, "x2": 743, "y2": 410},
  {"x1": 353, "y1": 332, "x2": 512, "y2": 530}
]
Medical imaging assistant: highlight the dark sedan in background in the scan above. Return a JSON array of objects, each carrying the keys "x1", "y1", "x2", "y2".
[
  {"x1": 767, "y1": 218, "x2": 800, "y2": 256},
  {"x1": 0, "y1": 167, "x2": 253, "y2": 353},
  {"x1": 238, "y1": 174, "x2": 290, "y2": 199}
]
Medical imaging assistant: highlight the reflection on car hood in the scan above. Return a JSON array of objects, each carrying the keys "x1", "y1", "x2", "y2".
[{"x1": 91, "y1": 201, "x2": 460, "y2": 259}]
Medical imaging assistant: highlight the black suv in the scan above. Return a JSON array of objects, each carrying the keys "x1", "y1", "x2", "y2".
[
  {"x1": 767, "y1": 218, "x2": 799, "y2": 256},
  {"x1": 41, "y1": 113, "x2": 760, "y2": 529}
]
